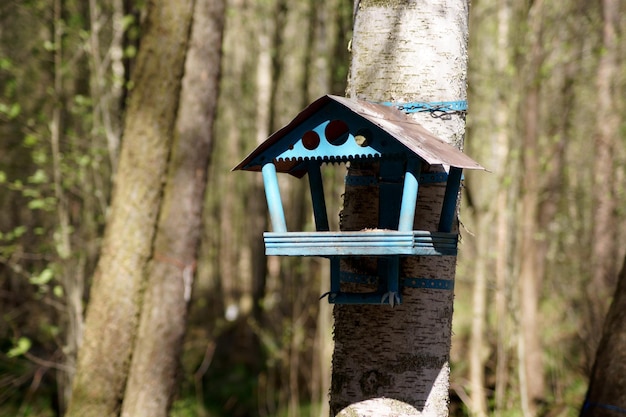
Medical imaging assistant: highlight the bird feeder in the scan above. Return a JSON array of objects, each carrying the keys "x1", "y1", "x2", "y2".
[{"x1": 233, "y1": 95, "x2": 483, "y2": 305}]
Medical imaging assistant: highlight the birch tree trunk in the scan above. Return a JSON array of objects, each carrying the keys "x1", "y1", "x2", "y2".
[
  {"x1": 589, "y1": 0, "x2": 619, "y2": 348},
  {"x1": 331, "y1": 1, "x2": 470, "y2": 415},
  {"x1": 65, "y1": 1, "x2": 194, "y2": 415},
  {"x1": 120, "y1": 0, "x2": 224, "y2": 416}
]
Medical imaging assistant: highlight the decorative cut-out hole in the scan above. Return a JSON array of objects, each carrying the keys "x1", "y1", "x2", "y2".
[
  {"x1": 355, "y1": 128, "x2": 371, "y2": 147},
  {"x1": 302, "y1": 131, "x2": 320, "y2": 150},
  {"x1": 325, "y1": 120, "x2": 349, "y2": 146}
]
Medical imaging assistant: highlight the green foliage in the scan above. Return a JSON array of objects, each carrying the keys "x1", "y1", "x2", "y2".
[
  {"x1": 0, "y1": 102, "x2": 21, "y2": 119},
  {"x1": 0, "y1": 0, "x2": 121, "y2": 414},
  {"x1": 170, "y1": 398, "x2": 201, "y2": 417},
  {"x1": 29, "y1": 268, "x2": 54, "y2": 286},
  {"x1": 6, "y1": 337, "x2": 32, "y2": 358},
  {"x1": 0, "y1": 0, "x2": 625, "y2": 416}
]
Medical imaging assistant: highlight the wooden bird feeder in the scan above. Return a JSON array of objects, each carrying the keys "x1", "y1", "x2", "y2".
[{"x1": 233, "y1": 95, "x2": 484, "y2": 305}]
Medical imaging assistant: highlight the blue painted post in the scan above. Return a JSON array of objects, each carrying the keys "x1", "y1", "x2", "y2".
[
  {"x1": 386, "y1": 256, "x2": 401, "y2": 305},
  {"x1": 308, "y1": 164, "x2": 330, "y2": 231},
  {"x1": 438, "y1": 167, "x2": 463, "y2": 233},
  {"x1": 378, "y1": 160, "x2": 404, "y2": 229},
  {"x1": 262, "y1": 162, "x2": 287, "y2": 233},
  {"x1": 387, "y1": 257, "x2": 399, "y2": 292},
  {"x1": 397, "y1": 158, "x2": 422, "y2": 232}
]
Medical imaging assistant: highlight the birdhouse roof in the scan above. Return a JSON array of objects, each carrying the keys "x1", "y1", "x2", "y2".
[{"x1": 233, "y1": 95, "x2": 484, "y2": 177}]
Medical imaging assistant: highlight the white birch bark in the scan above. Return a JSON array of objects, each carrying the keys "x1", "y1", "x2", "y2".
[{"x1": 332, "y1": 1, "x2": 470, "y2": 416}]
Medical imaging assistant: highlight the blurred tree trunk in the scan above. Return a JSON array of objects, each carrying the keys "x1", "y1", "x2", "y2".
[
  {"x1": 50, "y1": 0, "x2": 82, "y2": 412},
  {"x1": 65, "y1": 0, "x2": 195, "y2": 415},
  {"x1": 468, "y1": 211, "x2": 490, "y2": 417},
  {"x1": 465, "y1": 0, "x2": 514, "y2": 414},
  {"x1": 492, "y1": 2, "x2": 514, "y2": 413},
  {"x1": 250, "y1": 0, "x2": 280, "y2": 321},
  {"x1": 516, "y1": 1, "x2": 546, "y2": 415},
  {"x1": 331, "y1": 1, "x2": 470, "y2": 415},
  {"x1": 88, "y1": 0, "x2": 125, "y2": 172},
  {"x1": 305, "y1": 2, "x2": 351, "y2": 416},
  {"x1": 581, "y1": 254, "x2": 626, "y2": 416},
  {"x1": 589, "y1": 0, "x2": 620, "y2": 348},
  {"x1": 580, "y1": 1, "x2": 622, "y2": 414},
  {"x1": 120, "y1": 0, "x2": 224, "y2": 416}
]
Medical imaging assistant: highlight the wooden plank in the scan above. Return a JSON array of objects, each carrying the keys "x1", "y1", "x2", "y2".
[
  {"x1": 263, "y1": 230, "x2": 458, "y2": 256},
  {"x1": 328, "y1": 291, "x2": 398, "y2": 305}
]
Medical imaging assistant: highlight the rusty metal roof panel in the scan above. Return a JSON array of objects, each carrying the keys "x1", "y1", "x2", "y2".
[
  {"x1": 233, "y1": 95, "x2": 484, "y2": 175},
  {"x1": 328, "y1": 95, "x2": 483, "y2": 170}
]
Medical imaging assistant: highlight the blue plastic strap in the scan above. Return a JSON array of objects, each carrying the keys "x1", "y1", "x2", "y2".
[
  {"x1": 403, "y1": 277, "x2": 454, "y2": 290},
  {"x1": 379, "y1": 100, "x2": 468, "y2": 115}
]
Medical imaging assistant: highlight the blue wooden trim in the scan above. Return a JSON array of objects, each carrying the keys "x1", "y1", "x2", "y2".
[
  {"x1": 325, "y1": 270, "x2": 454, "y2": 305},
  {"x1": 344, "y1": 172, "x2": 451, "y2": 187},
  {"x1": 338, "y1": 271, "x2": 455, "y2": 290},
  {"x1": 276, "y1": 116, "x2": 382, "y2": 163},
  {"x1": 262, "y1": 163, "x2": 287, "y2": 233},
  {"x1": 378, "y1": 160, "x2": 404, "y2": 229},
  {"x1": 264, "y1": 231, "x2": 458, "y2": 256},
  {"x1": 307, "y1": 164, "x2": 329, "y2": 231},
  {"x1": 384, "y1": 256, "x2": 402, "y2": 305},
  {"x1": 339, "y1": 271, "x2": 378, "y2": 284},
  {"x1": 398, "y1": 158, "x2": 422, "y2": 231},
  {"x1": 438, "y1": 167, "x2": 463, "y2": 233},
  {"x1": 326, "y1": 279, "x2": 453, "y2": 305},
  {"x1": 344, "y1": 175, "x2": 378, "y2": 186},
  {"x1": 422, "y1": 172, "x2": 450, "y2": 183},
  {"x1": 387, "y1": 257, "x2": 400, "y2": 293},
  {"x1": 328, "y1": 291, "x2": 397, "y2": 305}
]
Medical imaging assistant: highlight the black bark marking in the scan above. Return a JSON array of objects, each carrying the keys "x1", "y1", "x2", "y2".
[{"x1": 359, "y1": 369, "x2": 394, "y2": 396}]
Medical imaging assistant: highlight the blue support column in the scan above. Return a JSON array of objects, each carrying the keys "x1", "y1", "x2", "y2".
[
  {"x1": 387, "y1": 256, "x2": 400, "y2": 295},
  {"x1": 384, "y1": 256, "x2": 401, "y2": 306},
  {"x1": 398, "y1": 158, "x2": 422, "y2": 232},
  {"x1": 378, "y1": 160, "x2": 404, "y2": 229},
  {"x1": 438, "y1": 167, "x2": 463, "y2": 233},
  {"x1": 262, "y1": 162, "x2": 287, "y2": 233},
  {"x1": 308, "y1": 164, "x2": 330, "y2": 231}
]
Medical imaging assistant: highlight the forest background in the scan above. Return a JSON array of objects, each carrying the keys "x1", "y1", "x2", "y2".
[{"x1": 1, "y1": 0, "x2": 625, "y2": 416}]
